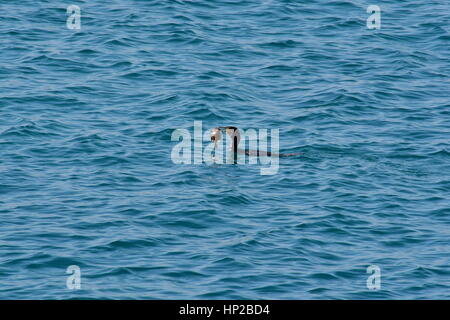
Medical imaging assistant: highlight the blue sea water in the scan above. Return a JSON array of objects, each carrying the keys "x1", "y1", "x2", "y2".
[{"x1": 0, "y1": 0, "x2": 449, "y2": 299}]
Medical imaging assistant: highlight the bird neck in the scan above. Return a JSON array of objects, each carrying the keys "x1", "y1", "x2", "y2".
[{"x1": 229, "y1": 132, "x2": 240, "y2": 152}]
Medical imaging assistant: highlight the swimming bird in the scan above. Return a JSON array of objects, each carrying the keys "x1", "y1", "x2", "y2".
[{"x1": 210, "y1": 126, "x2": 300, "y2": 157}]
